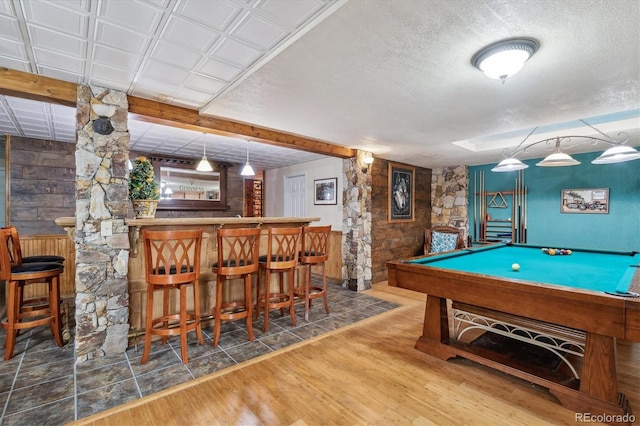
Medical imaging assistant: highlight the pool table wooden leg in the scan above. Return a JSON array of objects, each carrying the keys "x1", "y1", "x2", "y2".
[
  {"x1": 548, "y1": 332, "x2": 631, "y2": 424},
  {"x1": 415, "y1": 295, "x2": 457, "y2": 360},
  {"x1": 580, "y1": 332, "x2": 618, "y2": 403}
]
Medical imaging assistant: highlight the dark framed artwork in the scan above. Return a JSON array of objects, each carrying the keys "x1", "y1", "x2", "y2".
[
  {"x1": 314, "y1": 177, "x2": 338, "y2": 205},
  {"x1": 561, "y1": 188, "x2": 609, "y2": 214},
  {"x1": 388, "y1": 162, "x2": 415, "y2": 222}
]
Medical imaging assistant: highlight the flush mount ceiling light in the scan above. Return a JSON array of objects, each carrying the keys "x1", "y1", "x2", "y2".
[
  {"x1": 472, "y1": 38, "x2": 539, "y2": 83},
  {"x1": 492, "y1": 119, "x2": 640, "y2": 172},
  {"x1": 240, "y1": 141, "x2": 255, "y2": 176}
]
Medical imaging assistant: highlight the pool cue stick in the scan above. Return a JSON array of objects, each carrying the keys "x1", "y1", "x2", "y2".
[
  {"x1": 519, "y1": 170, "x2": 523, "y2": 243},
  {"x1": 523, "y1": 179, "x2": 528, "y2": 243},
  {"x1": 516, "y1": 171, "x2": 522, "y2": 241},
  {"x1": 473, "y1": 171, "x2": 477, "y2": 242},
  {"x1": 511, "y1": 177, "x2": 518, "y2": 243},
  {"x1": 522, "y1": 170, "x2": 527, "y2": 243},
  {"x1": 481, "y1": 170, "x2": 485, "y2": 240}
]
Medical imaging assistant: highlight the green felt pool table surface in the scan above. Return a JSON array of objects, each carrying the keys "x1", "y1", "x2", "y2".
[{"x1": 407, "y1": 243, "x2": 640, "y2": 294}]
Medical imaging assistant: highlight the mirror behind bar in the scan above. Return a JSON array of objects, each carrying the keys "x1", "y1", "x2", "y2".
[
  {"x1": 161, "y1": 167, "x2": 220, "y2": 201},
  {"x1": 150, "y1": 155, "x2": 230, "y2": 211}
]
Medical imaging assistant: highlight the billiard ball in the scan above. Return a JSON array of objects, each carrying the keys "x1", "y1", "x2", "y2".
[
  {"x1": 512, "y1": 263, "x2": 520, "y2": 271},
  {"x1": 548, "y1": 249, "x2": 556, "y2": 256}
]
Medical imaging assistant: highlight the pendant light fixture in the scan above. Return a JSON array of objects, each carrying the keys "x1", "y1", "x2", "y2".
[
  {"x1": 491, "y1": 119, "x2": 640, "y2": 172},
  {"x1": 591, "y1": 144, "x2": 640, "y2": 164},
  {"x1": 163, "y1": 171, "x2": 173, "y2": 196},
  {"x1": 196, "y1": 136, "x2": 213, "y2": 172},
  {"x1": 536, "y1": 138, "x2": 581, "y2": 167},
  {"x1": 241, "y1": 141, "x2": 255, "y2": 176},
  {"x1": 491, "y1": 157, "x2": 529, "y2": 172}
]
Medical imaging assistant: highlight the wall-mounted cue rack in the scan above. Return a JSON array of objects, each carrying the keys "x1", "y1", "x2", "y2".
[{"x1": 473, "y1": 170, "x2": 528, "y2": 244}]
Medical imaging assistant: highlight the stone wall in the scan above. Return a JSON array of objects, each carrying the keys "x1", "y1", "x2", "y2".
[
  {"x1": 9, "y1": 136, "x2": 75, "y2": 235},
  {"x1": 371, "y1": 158, "x2": 431, "y2": 284},
  {"x1": 431, "y1": 165, "x2": 469, "y2": 243},
  {"x1": 341, "y1": 152, "x2": 372, "y2": 291},
  {"x1": 74, "y1": 85, "x2": 131, "y2": 362}
]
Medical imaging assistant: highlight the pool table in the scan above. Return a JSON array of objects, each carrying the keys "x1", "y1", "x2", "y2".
[{"x1": 387, "y1": 243, "x2": 640, "y2": 423}]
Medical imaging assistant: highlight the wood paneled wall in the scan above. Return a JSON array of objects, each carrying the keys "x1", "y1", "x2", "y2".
[{"x1": 370, "y1": 159, "x2": 432, "y2": 284}]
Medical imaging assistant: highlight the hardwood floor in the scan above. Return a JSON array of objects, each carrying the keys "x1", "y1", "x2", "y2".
[{"x1": 73, "y1": 283, "x2": 639, "y2": 426}]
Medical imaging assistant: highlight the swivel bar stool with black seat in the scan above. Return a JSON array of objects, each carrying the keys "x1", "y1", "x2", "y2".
[
  {"x1": 0, "y1": 227, "x2": 65, "y2": 360},
  {"x1": 211, "y1": 227, "x2": 261, "y2": 347},
  {"x1": 141, "y1": 229, "x2": 204, "y2": 364},
  {"x1": 256, "y1": 227, "x2": 302, "y2": 332},
  {"x1": 3, "y1": 226, "x2": 65, "y2": 265},
  {"x1": 294, "y1": 225, "x2": 331, "y2": 322},
  {"x1": 2, "y1": 225, "x2": 66, "y2": 344}
]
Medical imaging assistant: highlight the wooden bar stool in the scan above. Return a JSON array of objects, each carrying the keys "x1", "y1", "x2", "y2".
[
  {"x1": 211, "y1": 227, "x2": 261, "y2": 347},
  {"x1": 141, "y1": 229, "x2": 204, "y2": 364},
  {"x1": 295, "y1": 226, "x2": 331, "y2": 321},
  {"x1": 256, "y1": 227, "x2": 302, "y2": 332},
  {"x1": 3, "y1": 226, "x2": 65, "y2": 264},
  {"x1": 0, "y1": 228, "x2": 65, "y2": 360}
]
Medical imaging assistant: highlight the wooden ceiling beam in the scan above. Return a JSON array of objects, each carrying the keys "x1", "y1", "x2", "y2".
[
  {"x1": 127, "y1": 97, "x2": 355, "y2": 158},
  {"x1": 0, "y1": 67, "x2": 77, "y2": 107},
  {"x1": 0, "y1": 68, "x2": 356, "y2": 159}
]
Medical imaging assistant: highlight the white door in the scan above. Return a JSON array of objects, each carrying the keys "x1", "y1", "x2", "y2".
[{"x1": 284, "y1": 174, "x2": 306, "y2": 217}]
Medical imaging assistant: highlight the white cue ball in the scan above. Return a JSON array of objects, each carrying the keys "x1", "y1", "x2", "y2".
[{"x1": 512, "y1": 263, "x2": 520, "y2": 271}]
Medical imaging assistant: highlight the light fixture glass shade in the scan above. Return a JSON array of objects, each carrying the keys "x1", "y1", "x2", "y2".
[
  {"x1": 363, "y1": 151, "x2": 374, "y2": 164},
  {"x1": 591, "y1": 145, "x2": 640, "y2": 164},
  {"x1": 240, "y1": 141, "x2": 255, "y2": 176},
  {"x1": 491, "y1": 157, "x2": 529, "y2": 172},
  {"x1": 164, "y1": 186, "x2": 173, "y2": 195},
  {"x1": 196, "y1": 156, "x2": 213, "y2": 172},
  {"x1": 92, "y1": 103, "x2": 116, "y2": 117},
  {"x1": 196, "y1": 138, "x2": 213, "y2": 171},
  {"x1": 472, "y1": 38, "x2": 538, "y2": 82},
  {"x1": 241, "y1": 163, "x2": 255, "y2": 176},
  {"x1": 536, "y1": 152, "x2": 580, "y2": 167}
]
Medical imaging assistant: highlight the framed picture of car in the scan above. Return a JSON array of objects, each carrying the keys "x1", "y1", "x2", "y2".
[{"x1": 561, "y1": 188, "x2": 609, "y2": 214}]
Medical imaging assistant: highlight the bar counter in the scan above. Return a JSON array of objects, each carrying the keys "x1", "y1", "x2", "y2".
[{"x1": 55, "y1": 216, "x2": 320, "y2": 333}]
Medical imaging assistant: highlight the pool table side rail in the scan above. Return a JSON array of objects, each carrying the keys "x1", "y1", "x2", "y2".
[{"x1": 387, "y1": 259, "x2": 640, "y2": 342}]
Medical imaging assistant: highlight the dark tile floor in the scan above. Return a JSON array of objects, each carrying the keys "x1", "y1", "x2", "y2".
[{"x1": 0, "y1": 284, "x2": 399, "y2": 425}]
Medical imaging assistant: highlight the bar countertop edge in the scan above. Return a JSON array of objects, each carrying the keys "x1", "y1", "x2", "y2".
[{"x1": 54, "y1": 216, "x2": 321, "y2": 228}]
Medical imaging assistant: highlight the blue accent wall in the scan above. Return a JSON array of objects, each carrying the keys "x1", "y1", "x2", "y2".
[{"x1": 469, "y1": 151, "x2": 640, "y2": 252}]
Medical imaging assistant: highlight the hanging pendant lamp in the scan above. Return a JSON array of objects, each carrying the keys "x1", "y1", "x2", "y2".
[
  {"x1": 241, "y1": 141, "x2": 255, "y2": 176},
  {"x1": 196, "y1": 138, "x2": 213, "y2": 172}
]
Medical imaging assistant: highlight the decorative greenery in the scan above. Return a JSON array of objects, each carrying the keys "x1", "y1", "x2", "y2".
[{"x1": 128, "y1": 156, "x2": 160, "y2": 200}]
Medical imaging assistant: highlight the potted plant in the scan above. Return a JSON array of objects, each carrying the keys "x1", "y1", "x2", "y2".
[{"x1": 129, "y1": 156, "x2": 160, "y2": 218}]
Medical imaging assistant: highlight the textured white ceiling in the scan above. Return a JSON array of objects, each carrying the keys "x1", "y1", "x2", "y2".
[{"x1": 0, "y1": 0, "x2": 638, "y2": 170}]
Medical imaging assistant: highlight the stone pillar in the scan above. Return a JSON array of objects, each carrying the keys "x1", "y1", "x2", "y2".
[
  {"x1": 431, "y1": 165, "x2": 469, "y2": 241},
  {"x1": 341, "y1": 151, "x2": 372, "y2": 291},
  {"x1": 74, "y1": 85, "x2": 130, "y2": 363}
]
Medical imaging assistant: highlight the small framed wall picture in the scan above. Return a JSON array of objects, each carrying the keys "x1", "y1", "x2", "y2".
[
  {"x1": 560, "y1": 188, "x2": 609, "y2": 214},
  {"x1": 314, "y1": 177, "x2": 338, "y2": 205},
  {"x1": 388, "y1": 162, "x2": 415, "y2": 222}
]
